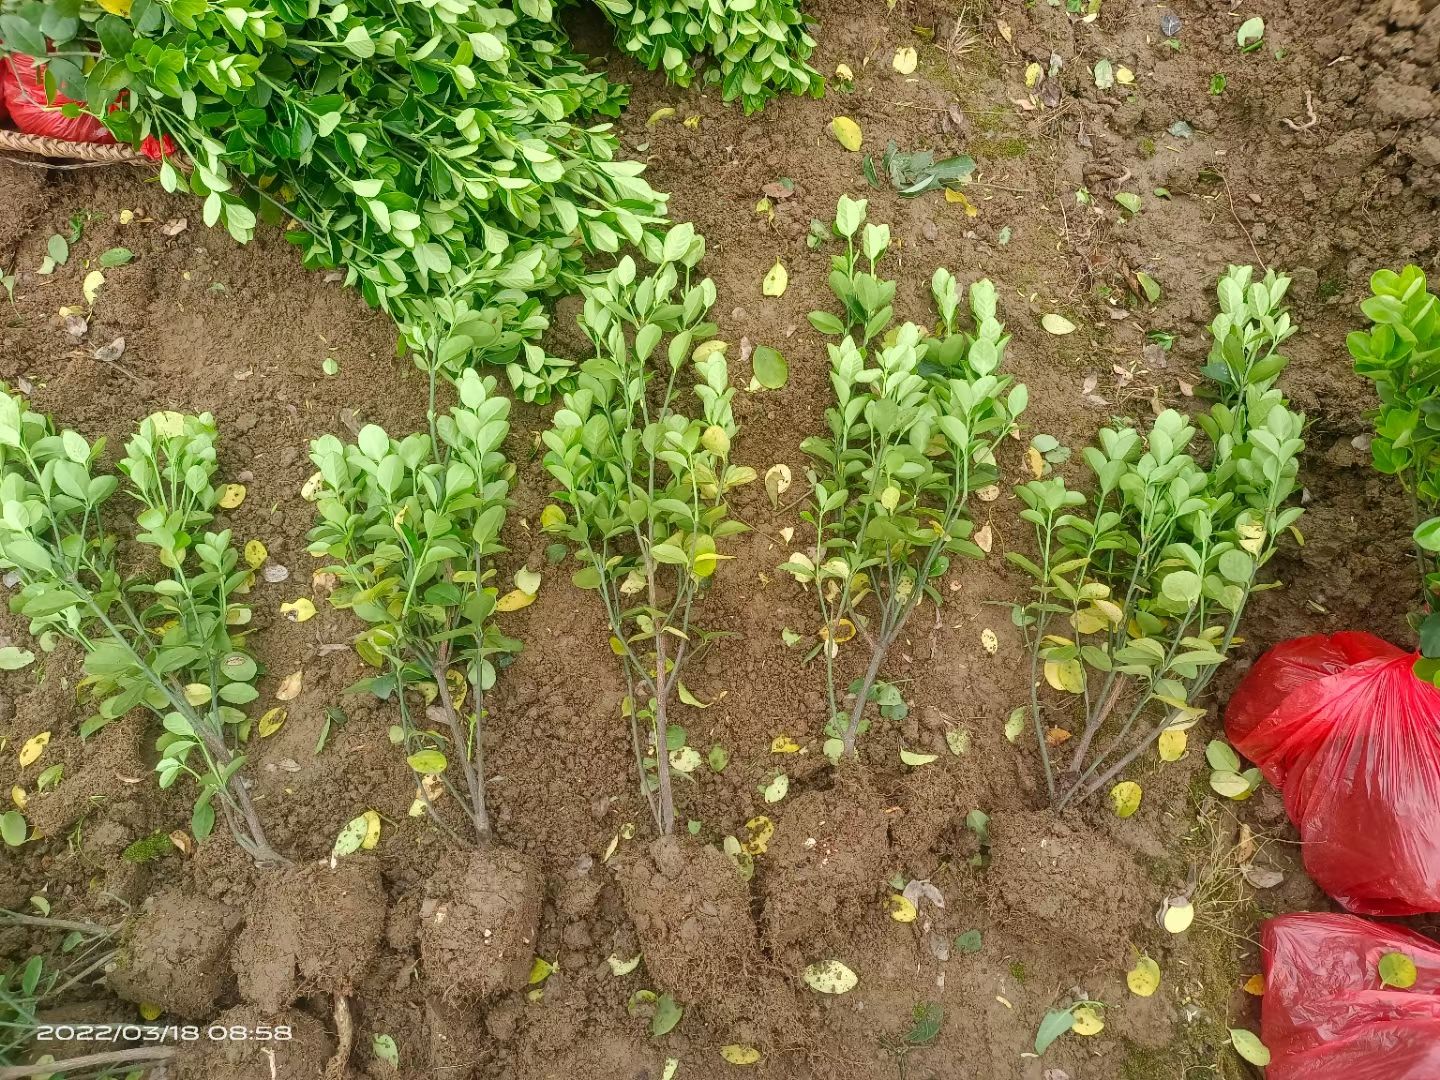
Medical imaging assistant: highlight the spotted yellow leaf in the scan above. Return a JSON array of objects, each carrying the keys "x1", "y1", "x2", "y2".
[
  {"x1": 18, "y1": 732, "x2": 50, "y2": 768},
  {"x1": 1043, "y1": 659, "x2": 1085, "y2": 694},
  {"x1": 244, "y1": 540, "x2": 268, "y2": 569},
  {"x1": 1127, "y1": 956, "x2": 1161, "y2": 997},
  {"x1": 258, "y1": 707, "x2": 287, "y2": 738},
  {"x1": 360, "y1": 809, "x2": 381, "y2": 850},
  {"x1": 218, "y1": 484, "x2": 246, "y2": 509},
  {"x1": 281, "y1": 598, "x2": 316, "y2": 622},
  {"x1": 1071, "y1": 1004, "x2": 1104, "y2": 1036},
  {"x1": 1157, "y1": 727, "x2": 1187, "y2": 761},
  {"x1": 771, "y1": 735, "x2": 801, "y2": 753},
  {"x1": 720, "y1": 1044, "x2": 762, "y2": 1065},
  {"x1": 887, "y1": 894, "x2": 917, "y2": 923}
]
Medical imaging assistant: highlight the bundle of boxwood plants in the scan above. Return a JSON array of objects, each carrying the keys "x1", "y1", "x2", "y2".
[
  {"x1": 0, "y1": 391, "x2": 283, "y2": 864},
  {"x1": 541, "y1": 223, "x2": 751, "y2": 835},
  {"x1": 587, "y1": 0, "x2": 823, "y2": 113},
  {"x1": 1012, "y1": 267, "x2": 1306, "y2": 807},
  {"x1": 784, "y1": 196, "x2": 1028, "y2": 760},
  {"x1": 1347, "y1": 266, "x2": 1440, "y2": 667},
  {"x1": 306, "y1": 368, "x2": 518, "y2": 845},
  {"x1": 3, "y1": 0, "x2": 668, "y2": 402}
]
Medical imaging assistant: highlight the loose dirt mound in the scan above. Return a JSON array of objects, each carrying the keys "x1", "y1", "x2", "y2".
[
  {"x1": 987, "y1": 809, "x2": 1148, "y2": 969},
  {"x1": 419, "y1": 846, "x2": 545, "y2": 1003},
  {"x1": 231, "y1": 859, "x2": 386, "y2": 1013}
]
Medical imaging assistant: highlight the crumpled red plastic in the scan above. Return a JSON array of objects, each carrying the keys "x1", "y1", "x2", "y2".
[
  {"x1": 1, "y1": 53, "x2": 174, "y2": 160},
  {"x1": 1261, "y1": 912, "x2": 1440, "y2": 1080},
  {"x1": 2, "y1": 52, "x2": 112, "y2": 143},
  {"x1": 1226, "y1": 631, "x2": 1440, "y2": 915}
]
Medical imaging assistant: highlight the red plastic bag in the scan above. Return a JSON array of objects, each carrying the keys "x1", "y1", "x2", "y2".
[
  {"x1": 2, "y1": 53, "x2": 113, "y2": 143},
  {"x1": 1226, "y1": 632, "x2": 1440, "y2": 915},
  {"x1": 1261, "y1": 913, "x2": 1440, "y2": 1080}
]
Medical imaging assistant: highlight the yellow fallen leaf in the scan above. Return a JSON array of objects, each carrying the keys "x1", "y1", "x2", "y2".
[
  {"x1": 720, "y1": 1044, "x2": 762, "y2": 1065},
  {"x1": 834, "y1": 63, "x2": 853, "y2": 81},
  {"x1": 218, "y1": 483, "x2": 246, "y2": 509},
  {"x1": 528, "y1": 956, "x2": 554, "y2": 985},
  {"x1": 820, "y1": 618, "x2": 856, "y2": 644},
  {"x1": 1127, "y1": 956, "x2": 1161, "y2": 997},
  {"x1": 280, "y1": 598, "x2": 316, "y2": 622},
  {"x1": 257, "y1": 707, "x2": 287, "y2": 738},
  {"x1": 646, "y1": 106, "x2": 676, "y2": 127},
  {"x1": 1161, "y1": 898, "x2": 1195, "y2": 934},
  {"x1": 944, "y1": 189, "x2": 979, "y2": 219},
  {"x1": 762, "y1": 259, "x2": 788, "y2": 297},
  {"x1": 118, "y1": 209, "x2": 135, "y2": 224},
  {"x1": 892, "y1": 47, "x2": 918, "y2": 75},
  {"x1": 1242, "y1": 973, "x2": 1266, "y2": 996},
  {"x1": 1026, "y1": 445, "x2": 1045, "y2": 478},
  {"x1": 539, "y1": 504, "x2": 566, "y2": 530},
  {"x1": 1045, "y1": 726, "x2": 1072, "y2": 748},
  {"x1": 830, "y1": 116, "x2": 863, "y2": 152},
  {"x1": 996, "y1": 19, "x2": 1013, "y2": 43},
  {"x1": 981, "y1": 628, "x2": 999, "y2": 655},
  {"x1": 496, "y1": 589, "x2": 535, "y2": 612},
  {"x1": 1025, "y1": 62, "x2": 1043, "y2": 87},
  {"x1": 771, "y1": 735, "x2": 801, "y2": 753},
  {"x1": 360, "y1": 809, "x2": 381, "y2": 850},
  {"x1": 82, "y1": 270, "x2": 105, "y2": 306},
  {"x1": 276, "y1": 671, "x2": 303, "y2": 702},
  {"x1": 18, "y1": 732, "x2": 50, "y2": 768},
  {"x1": 1115, "y1": 66, "x2": 1135, "y2": 84},
  {"x1": 138, "y1": 1002, "x2": 162, "y2": 1021},
  {"x1": 1157, "y1": 727, "x2": 1187, "y2": 761},
  {"x1": 887, "y1": 894, "x2": 917, "y2": 923},
  {"x1": 1109, "y1": 780, "x2": 1142, "y2": 818},
  {"x1": 11, "y1": 786, "x2": 27, "y2": 810},
  {"x1": 1071, "y1": 1004, "x2": 1104, "y2": 1036},
  {"x1": 244, "y1": 540, "x2": 268, "y2": 569},
  {"x1": 683, "y1": 114, "x2": 701, "y2": 129}
]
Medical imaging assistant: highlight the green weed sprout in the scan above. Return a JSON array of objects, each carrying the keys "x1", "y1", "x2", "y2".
[
  {"x1": 0, "y1": 394, "x2": 281, "y2": 864},
  {"x1": 306, "y1": 369, "x2": 517, "y2": 846},
  {"x1": 1013, "y1": 267, "x2": 1305, "y2": 806},
  {"x1": 789, "y1": 196, "x2": 1027, "y2": 759},
  {"x1": 542, "y1": 223, "x2": 752, "y2": 835}
]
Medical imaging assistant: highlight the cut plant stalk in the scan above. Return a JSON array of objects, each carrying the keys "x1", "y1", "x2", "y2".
[
  {"x1": 1347, "y1": 266, "x2": 1440, "y2": 665},
  {"x1": 0, "y1": 394, "x2": 283, "y2": 865},
  {"x1": 787, "y1": 197, "x2": 1027, "y2": 759},
  {"x1": 1012, "y1": 267, "x2": 1306, "y2": 806},
  {"x1": 306, "y1": 366, "x2": 517, "y2": 847},
  {"x1": 541, "y1": 223, "x2": 751, "y2": 835}
]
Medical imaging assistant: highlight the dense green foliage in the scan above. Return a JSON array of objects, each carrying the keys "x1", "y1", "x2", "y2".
[
  {"x1": 2, "y1": 0, "x2": 819, "y2": 401},
  {"x1": 787, "y1": 197, "x2": 1027, "y2": 759},
  {"x1": 1347, "y1": 266, "x2": 1440, "y2": 656},
  {"x1": 1013, "y1": 267, "x2": 1306, "y2": 806},
  {"x1": 0, "y1": 393, "x2": 281, "y2": 862},
  {"x1": 591, "y1": 0, "x2": 822, "y2": 113},
  {"x1": 306, "y1": 369, "x2": 517, "y2": 843},
  {"x1": 541, "y1": 223, "x2": 750, "y2": 833}
]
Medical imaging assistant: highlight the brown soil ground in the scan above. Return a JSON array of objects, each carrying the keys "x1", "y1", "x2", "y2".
[{"x1": 1, "y1": 1, "x2": 1436, "y2": 1078}]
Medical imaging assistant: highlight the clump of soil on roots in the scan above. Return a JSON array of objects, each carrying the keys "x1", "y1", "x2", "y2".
[
  {"x1": 107, "y1": 888, "x2": 243, "y2": 1018},
  {"x1": 617, "y1": 835, "x2": 798, "y2": 1039},
  {"x1": 986, "y1": 810, "x2": 1147, "y2": 969},
  {"x1": 759, "y1": 780, "x2": 890, "y2": 957},
  {"x1": 168, "y1": 1004, "x2": 335, "y2": 1080},
  {"x1": 419, "y1": 847, "x2": 545, "y2": 1003},
  {"x1": 230, "y1": 859, "x2": 386, "y2": 1013}
]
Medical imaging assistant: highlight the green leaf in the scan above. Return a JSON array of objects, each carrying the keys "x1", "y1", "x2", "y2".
[
  {"x1": 1135, "y1": 271, "x2": 1161, "y2": 303},
  {"x1": 47, "y1": 234, "x2": 70, "y2": 267},
  {"x1": 371, "y1": 1033, "x2": 399, "y2": 1068},
  {"x1": 99, "y1": 247, "x2": 134, "y2": 267},
  {"x1": 649, "y1": 992, "x2": 683, "y2": 1036},
  {"x1": 1229, "y1": 1028, "x2": 1270, "y2": 1066},
  {"x1": 1035, "y1": 1007, "x2": 1074, "y2": 1054},
  {"x1": 954, "y1": 929, "x2": 983, "y2": 954},
  {"x1": 1205, "y1": 739, "x2": 1241, "y2": 773},
  {"x1": 1, "y1": 811, "x2": 27, "y2": 847},
  {"x1": 752, "y1": 346, "x2": 789, "y2": 390},
  {"x1": 905, "y1": 1002, "x2": 943, "y2": 1046},
  {"x1": 1378, "y1": 951, "x2": 1418, "y2": 989},
  {"x1": 407, "y1": 750, "x2": 447, "y2": 773},
  {"x1": 0, "y1": 647, "x2": 36, "y2": 671},
  {"x1": 1236, "y1": 17, "x2": 1265, "y2": 49},
  {"x1": 707, "y1": 745, "x2": 729, "y2": 772},
  {"x1": 1114, "y1": 193, "x2": 1141, "y2": 216}
]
